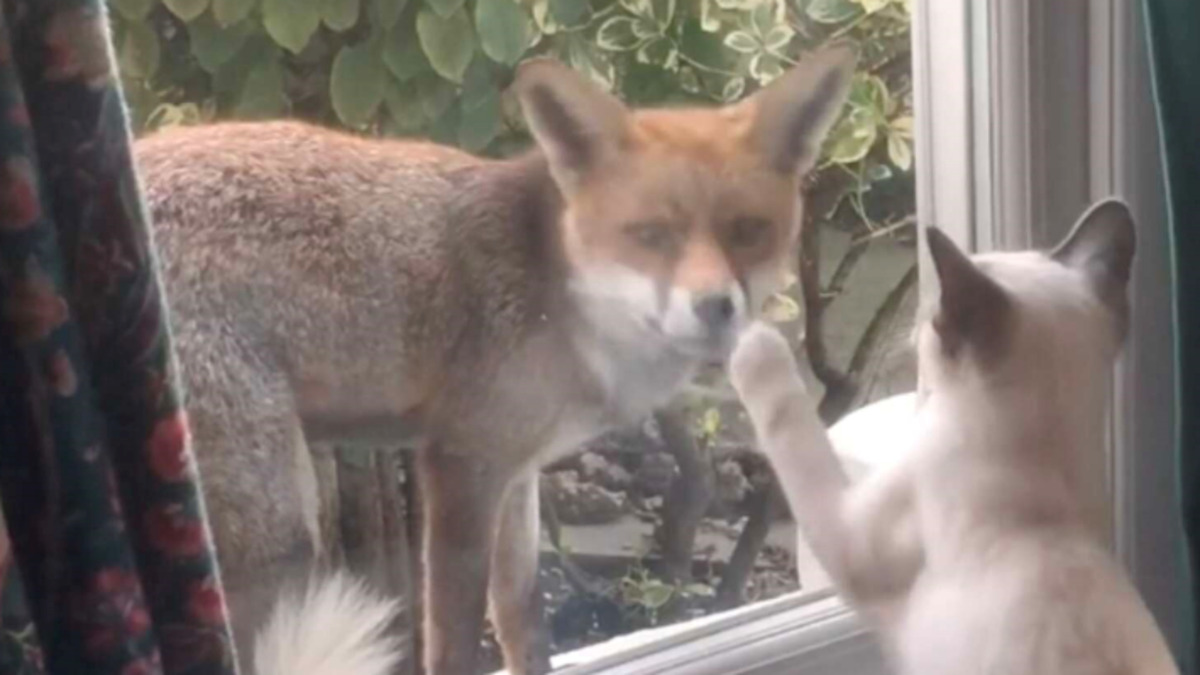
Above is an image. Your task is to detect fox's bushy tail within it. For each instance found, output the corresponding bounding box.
[253,572,404,675]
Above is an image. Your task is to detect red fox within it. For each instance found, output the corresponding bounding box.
[134,45,856,675]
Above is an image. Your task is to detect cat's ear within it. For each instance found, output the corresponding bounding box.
[1051,198,1136,314]
[926,227,1012,359]
[514,58,632,195]
[740,42,857,175]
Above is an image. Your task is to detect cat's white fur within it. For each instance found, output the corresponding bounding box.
[729,199,1178,675]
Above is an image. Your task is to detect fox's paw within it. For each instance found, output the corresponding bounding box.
[729,322,804,399]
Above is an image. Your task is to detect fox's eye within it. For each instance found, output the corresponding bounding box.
[728,217,770,248]
[626,223,675,252]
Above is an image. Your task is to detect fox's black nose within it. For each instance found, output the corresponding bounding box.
[693,293,736,329]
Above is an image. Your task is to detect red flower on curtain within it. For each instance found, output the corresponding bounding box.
[144,505,205,557]
[186,578,227,627]
[147,412,191,482]
[2,259,68,344]
[0,157,38,231]
[73,568,152,658]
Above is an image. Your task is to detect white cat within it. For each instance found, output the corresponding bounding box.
[728,199,1179,675]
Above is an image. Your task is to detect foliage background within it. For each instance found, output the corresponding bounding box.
[106,0,913,239]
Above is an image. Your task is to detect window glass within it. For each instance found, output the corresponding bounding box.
[107,0,917,671]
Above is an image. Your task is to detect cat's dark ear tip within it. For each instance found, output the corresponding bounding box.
[925,226,952,252]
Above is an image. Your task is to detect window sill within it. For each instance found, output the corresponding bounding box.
[487,590,885,675]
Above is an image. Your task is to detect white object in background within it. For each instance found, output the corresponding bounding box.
[829,392,919,480]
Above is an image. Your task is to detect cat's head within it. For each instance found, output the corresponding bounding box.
[916,199,1136,396]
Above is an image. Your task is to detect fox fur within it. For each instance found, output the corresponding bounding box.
[134,46,857,675]
[729,199,1179,674]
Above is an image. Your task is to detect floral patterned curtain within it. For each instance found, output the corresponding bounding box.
[0,1,237,674]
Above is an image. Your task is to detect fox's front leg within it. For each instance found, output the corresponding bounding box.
[418,444,508,675]
[728,323,865,599]
[489,470,552,675]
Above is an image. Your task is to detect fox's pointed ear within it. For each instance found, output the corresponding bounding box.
[514,58,632,193]
[926,227,1012,358]
[1050,198,1137,311]
[742,43,857,175]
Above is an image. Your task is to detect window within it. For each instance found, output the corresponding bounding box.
[104,0,1187,672]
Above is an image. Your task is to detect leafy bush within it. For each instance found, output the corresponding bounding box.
[108,0,911,232]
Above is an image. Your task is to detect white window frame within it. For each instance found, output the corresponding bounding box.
[496,2,1190,673]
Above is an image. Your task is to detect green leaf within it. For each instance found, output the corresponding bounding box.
[235,57,287,118]
[622,0,675,27]
[748,0,781,37]
[679,17,736,71]
[322,0,361,31]
[424,0,465,18]
[865,162,893,182]
[684,582,716,597]
[763,292,801,322]
[212,34,274,97]
[887,133,912,171]
[855,0,891,12]
[371,0,408,28]
[550,0,590,26]
[416,73,457,117]
[699,0,723,31]
[385,81,427,134]
[621,61,686,105]
[459,77,501,150]
[640,582,674,610]
[723,29,759,54]
[650,0,677,26]
[619,0,649,16]
[636,37,677,69]
[566,34,616,91]
[749,52,783,83]
[889,114,913,138]
[416,7,475,83]
[631,16,661,39]
[806,0,860,24]
[849,75,890,118]
[762,25,794,52]
[678,65,701,93]
[145,102,198,130]
[110,0,156,21]
[264,0,320,54]
[163,0,210,21]
[531,0,560,34]
[429,95,462,145]
[330,43,387,127]
[213,0,256,25]
[596,16,644,51]
[383,31,429,81]
[475,0,533,66]
[700,408,721,437]
[720,76,745,102]
[189,14,253,73]
[826,108,878,164]
[118,21,161,79]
